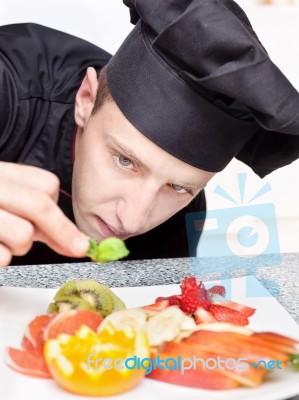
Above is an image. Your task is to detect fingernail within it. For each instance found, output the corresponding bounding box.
[72,236,89,255]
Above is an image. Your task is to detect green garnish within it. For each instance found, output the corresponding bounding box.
[289,353,299,371]
[87,238,130,263]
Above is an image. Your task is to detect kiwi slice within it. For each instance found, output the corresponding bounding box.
[109,291,126,311]
[54,295,93,312]
[47,302,59,314]
[53,281,78,302]
[53,280,116,317]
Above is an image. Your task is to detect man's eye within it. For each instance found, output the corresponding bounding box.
[113,154,134,169]
[171,184,187,194]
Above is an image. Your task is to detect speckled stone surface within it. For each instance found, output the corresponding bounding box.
[0,253,298,324]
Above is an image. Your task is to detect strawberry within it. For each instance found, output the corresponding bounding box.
[212,301,255,317]
[155,295,182,307]
[167,295,182,307]
[197,282,210,308]
[207,285,226,298]
[194,307,217,324]
[180,277,198,293]
[180,277,210,314]
[142,299,170,311]
[208,304,249,326]
[180,290,201,313]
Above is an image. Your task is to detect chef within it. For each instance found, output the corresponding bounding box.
[0,0,298,267]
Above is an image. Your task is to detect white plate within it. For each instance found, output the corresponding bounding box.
[0,276,298,400]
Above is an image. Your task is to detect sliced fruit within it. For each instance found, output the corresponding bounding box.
[212,301,256,317]
[146,277,254,328]
[97,309,147,335]
[148,350,240,390]
[21,314,57,356]
[109,290,126,311]
[180,279,210,314]
[5,347,51,379]
[184,330,289,364]
[145,307,187,347]
[194,307,217,324]
[208,304,249,326]
[155,295,182,307]
[54,295,92,312]
[48,302,59,313]
[51,279,126,317]
[160,341,267,388]
[44,310,103,340]
[181,277,198,291]
[21,336,36,354]
[44,322,149,396]
[252,332,299,353]
[141,300,170,311]
[207,285,226,298]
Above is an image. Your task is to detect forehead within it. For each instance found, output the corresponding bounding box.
[95,100,215,188]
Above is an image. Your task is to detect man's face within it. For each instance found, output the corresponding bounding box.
[72,99,215,241]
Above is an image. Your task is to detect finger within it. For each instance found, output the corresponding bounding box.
[0,209,34,256]
[33,228,90,258]
[0,161,60,201]
[0,243,12,268]
[0,183,89,258]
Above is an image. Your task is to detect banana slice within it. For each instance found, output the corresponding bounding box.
[97,309,147,334]
[145,306,187,347]
[180,314,198,331]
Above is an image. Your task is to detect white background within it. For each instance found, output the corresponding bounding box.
[0,0,298,253]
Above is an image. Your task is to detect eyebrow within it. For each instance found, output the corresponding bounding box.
[109,135,148,170]
[108,135,205,191]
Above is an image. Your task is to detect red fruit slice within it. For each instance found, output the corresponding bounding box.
[5,347,51,379]
[212,301,255,317]
[141,300,170,311]
[156,295,182,307]
[184,331,289,363]
[251,332,299,353]
[180,279,210,314]
[148,350,239,390]
[44,309,103,340]
[22,314,57,356]
[21,336,36,354]
[208,304,249,326]
[180,277,198,292]
[162,341,267,388]
[194,307,217,324]
[207,285,226,298]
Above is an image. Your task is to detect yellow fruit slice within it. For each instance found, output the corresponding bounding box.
[44,323,149,396]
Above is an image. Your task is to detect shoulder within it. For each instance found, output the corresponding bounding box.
[0,23,112,102]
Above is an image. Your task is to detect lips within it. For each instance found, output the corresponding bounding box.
[96,217,128,239]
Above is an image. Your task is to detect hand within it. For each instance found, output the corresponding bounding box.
[0,162,89,267]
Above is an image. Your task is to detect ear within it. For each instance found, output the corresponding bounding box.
[74,67,98,128]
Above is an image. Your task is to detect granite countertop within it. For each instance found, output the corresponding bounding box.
[0,252,298,324]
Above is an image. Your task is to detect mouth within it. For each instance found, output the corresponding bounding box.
[96,216,129,240]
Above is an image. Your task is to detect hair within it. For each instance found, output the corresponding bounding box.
[91,65,113,116]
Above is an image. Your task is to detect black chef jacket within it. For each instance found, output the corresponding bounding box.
[0,23,206,265]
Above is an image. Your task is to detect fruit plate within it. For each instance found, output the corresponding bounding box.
[0,275,298,400]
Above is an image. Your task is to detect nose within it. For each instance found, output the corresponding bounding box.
[116,182,159,235]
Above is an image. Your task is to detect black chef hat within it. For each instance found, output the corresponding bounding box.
[107,0,299,177]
